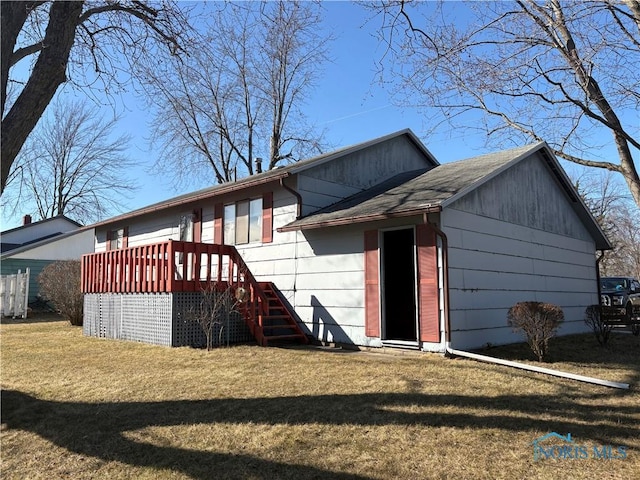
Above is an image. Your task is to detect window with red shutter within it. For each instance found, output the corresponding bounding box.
[213,203,223,244]
[217,193,273,245]
[262,192,273,243]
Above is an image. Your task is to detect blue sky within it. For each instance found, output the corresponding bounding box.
[2,1,632,229]
[114,2,486,214]
[10,1,467,228]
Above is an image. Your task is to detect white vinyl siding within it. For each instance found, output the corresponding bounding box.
[443,207,597,351]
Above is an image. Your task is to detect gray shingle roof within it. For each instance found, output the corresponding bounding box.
[280,143,542,231]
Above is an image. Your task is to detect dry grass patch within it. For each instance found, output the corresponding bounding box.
[2,317,639,479]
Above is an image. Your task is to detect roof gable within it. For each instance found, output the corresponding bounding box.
[448,150,594,242]
[1,215,81,236]
[1,228,94,260]
[289,128,438,175]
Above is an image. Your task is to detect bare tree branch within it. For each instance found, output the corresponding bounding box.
[371,0,640,207]
[1,1,191,194]
[141,1,331,187]
[5,98,137,223]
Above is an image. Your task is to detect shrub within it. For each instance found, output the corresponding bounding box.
[584,304,613,347]
[186,283,237,351]
[507,301,564,362]
[38,260,83,326]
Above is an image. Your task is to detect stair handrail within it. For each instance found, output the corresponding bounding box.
[222,244,270,339]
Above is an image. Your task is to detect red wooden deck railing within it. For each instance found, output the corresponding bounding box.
[81,240,271,344]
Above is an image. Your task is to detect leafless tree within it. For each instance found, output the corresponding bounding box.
[507,301,564,362]
[600,203,640,278]
[141,1,331,187]
[38,260,83,326]
[584,305,613,347]
[6,98,137,224]
[1,1,192,194]
[576,170,640,277]
[372,0,640,207]
[187,284,237,351]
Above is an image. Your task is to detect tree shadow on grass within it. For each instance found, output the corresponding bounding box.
[2,388,639,479]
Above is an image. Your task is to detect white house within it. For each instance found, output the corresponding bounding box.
[1,215,81,253]
[82,129,610,351]
[1,215,94,303]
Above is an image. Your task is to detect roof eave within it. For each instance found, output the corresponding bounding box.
[0,227,95,259]
[278,205,442,232]
[0,214,82,235]
[91,172,290,229]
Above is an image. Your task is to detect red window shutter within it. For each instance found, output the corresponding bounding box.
[364,230,380,338]
[213,203,223,245]
[122,227,129,249]
[106,230,112,251]
[416,224,440,343]
[262,192,273,243]
[193,208,202,243]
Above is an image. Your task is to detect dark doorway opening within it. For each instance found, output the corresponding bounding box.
[382,228,417,341]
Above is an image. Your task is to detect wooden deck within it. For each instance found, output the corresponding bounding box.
[81,240,308,346]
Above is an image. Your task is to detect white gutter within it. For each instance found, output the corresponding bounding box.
[446,347,630,390]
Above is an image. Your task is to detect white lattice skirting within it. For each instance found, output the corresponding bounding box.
[83,293,252,347]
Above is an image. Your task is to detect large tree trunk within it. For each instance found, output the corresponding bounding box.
[1,1,83,194]
[1,2,36,118]
[618,147,640,208]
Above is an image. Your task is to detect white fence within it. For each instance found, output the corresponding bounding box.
[0,268,30,318]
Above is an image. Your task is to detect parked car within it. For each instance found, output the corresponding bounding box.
[600,276,640,335]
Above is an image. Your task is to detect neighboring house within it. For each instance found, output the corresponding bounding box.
[1,215,82,253]
[1,215,94,303]
[82,129,610,352]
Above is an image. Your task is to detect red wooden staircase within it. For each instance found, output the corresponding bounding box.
[254,282,309,346]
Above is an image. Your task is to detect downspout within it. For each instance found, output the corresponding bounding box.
[445,347,629,389]
[423,217,628,390]
[596,250,605,300]
[280,176,302,220]
[279,176,301,297]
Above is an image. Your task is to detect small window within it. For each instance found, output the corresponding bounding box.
[224,204,236,245]
[109,228,124,250]
[236,200,249,244]
[249,198,262,243]
[179,214,194,242]
[223,198,263,245]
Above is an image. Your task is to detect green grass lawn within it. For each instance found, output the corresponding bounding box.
[1,315,639,479]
